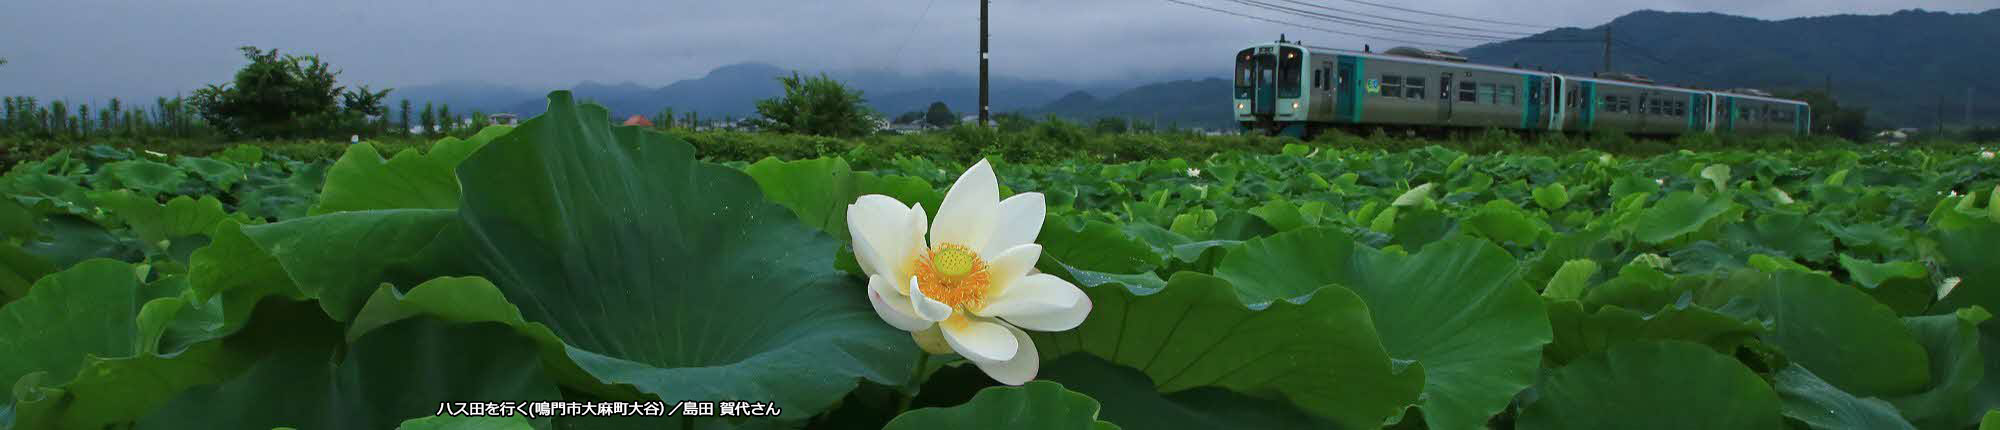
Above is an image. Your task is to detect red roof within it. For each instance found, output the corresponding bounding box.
[623,115,653,127]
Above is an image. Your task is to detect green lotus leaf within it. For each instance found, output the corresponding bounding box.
[1731,270,1931,397]
[1031,272,1417,428]
[137,318,557,430]
[1930,204,2000,322]
[0,242,56,305]
[1724,211,1834,262]
[1775,365,1916,430]
[1214,229,1549,430]
[884,381,1116,430]
[1035,355,1335,429]
[1517,340,1783,430]
[238,208,467,322]
[1532,183,1570,210]
[1837,254,1933,315]
[1039,215,1164,275]
[88,190,244,246]
[172,157,245,190]
[1542,300,1763,367]
[90,160,187,196]
[1888,307,1990,429]
[1464,199,1550,245]
[446,91,916,421]
[1635,191,1734,244]
[743,156,942,239]
[309,127,509,216]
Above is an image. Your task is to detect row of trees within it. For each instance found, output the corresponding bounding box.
[1,96,206,139]
[4,47,485,141]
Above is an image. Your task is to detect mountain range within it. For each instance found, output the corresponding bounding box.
[393,8,1997,130]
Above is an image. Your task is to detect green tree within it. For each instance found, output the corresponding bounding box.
[893,110,924,125]
[924,102,957,128]
[189,46,346,138]
[993,112,1035,133]
[1093,116,1129,134]
[750,71,876,138]
[683,111,699,130]
[399,99,412,135]
[420,102,436,137]
[439,104,453,134]
[1778,89,1867,141]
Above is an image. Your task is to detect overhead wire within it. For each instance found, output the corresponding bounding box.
[1320,0,1558,28]
[1226,0,1516,42]
[1162,0,1473,50]
[1271,0,1538,37]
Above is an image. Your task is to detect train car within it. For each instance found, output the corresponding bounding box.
[1231,36,1810,139]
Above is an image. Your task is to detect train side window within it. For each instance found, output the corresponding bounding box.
[1499,85,1516,105]
[1603,95,1618,113]
[1405,77,1426,100]
[1478,83,1497,104]
[1460,81,1477,102]
[1382,75,1403,99]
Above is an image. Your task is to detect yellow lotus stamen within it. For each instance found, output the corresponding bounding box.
[913,243,990,312]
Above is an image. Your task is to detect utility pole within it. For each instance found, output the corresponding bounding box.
[979,0,990,127]
[1600,25,1612,75]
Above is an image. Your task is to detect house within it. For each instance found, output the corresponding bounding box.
[488,113,520,126]
[622,115,653,127]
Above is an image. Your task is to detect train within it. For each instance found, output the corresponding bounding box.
[1233,35,1811,138]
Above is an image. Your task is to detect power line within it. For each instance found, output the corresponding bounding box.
[1272,0,1538,37]
[1611,38,1716,80]
[1227,0,1514,42]
[1320,0,1557,29]
[889,0,940,69]
[1163,0,1472,50]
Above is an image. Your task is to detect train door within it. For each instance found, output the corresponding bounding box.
[1335,56,1361,123]
[1548,76,1566,131]
[1523,75,1544,130]
[1439,72,1455,122]
[1691,93,1708,132]
[1254,50,1277,115]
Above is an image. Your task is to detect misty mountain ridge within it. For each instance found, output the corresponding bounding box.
[395,7,1996,131]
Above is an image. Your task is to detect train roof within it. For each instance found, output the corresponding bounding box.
[1247,42,1808,106]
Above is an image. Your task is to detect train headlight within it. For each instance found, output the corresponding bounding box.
[1290,101,1300,110]
[1237,103,1245,110]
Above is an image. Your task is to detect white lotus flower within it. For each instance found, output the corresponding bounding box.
[846,159,1091,385]
[1186,168,1201,177]
[1982,151,1995,160]
[1939,277,1962,300]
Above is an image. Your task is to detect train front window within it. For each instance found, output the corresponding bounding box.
[1277,47,1303,98]
[1235,49,1253,90]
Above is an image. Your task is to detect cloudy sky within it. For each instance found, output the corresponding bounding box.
[1,0,1990,102]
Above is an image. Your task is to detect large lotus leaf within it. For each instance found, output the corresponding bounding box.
[1036,354,1335,428]
[0,260,228,428]
[237,208,468,322]
[1931,204,2000,321]
[88,190,244,245]
[1776,365,1917,430]
[1462,199,1550,246]
[308,126,510,216]
[90,160,187,196]
[742,156,942,238]
[1542,299,1764,366]
[1838,254,1935,316]
[447,91,916,421]
[1031,272,1420,428]
[883,381,1117,430]
[1040,215,1164,274]
[1635,191,1734,244]
[172,157,245,190]
[1724,211,1834,261]
[1,259,152,407]
[0,174,93,215]
[1727,270,1932,397]
[1888,307,1990,429]
[11,299,319,429]
[186,219,302,336]
[1215,228,1551,430]
[0,242,56,305]
[1517,340,1783,429]
[20,215,144,268]
[137,318,557,430]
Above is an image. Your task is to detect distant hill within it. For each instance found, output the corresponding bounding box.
[1464,8,2000,127]
[1032,79,1237,129]
[394,63,1125,122]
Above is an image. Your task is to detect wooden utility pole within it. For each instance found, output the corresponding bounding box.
[979,0,990,127]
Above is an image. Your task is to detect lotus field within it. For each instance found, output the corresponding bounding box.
[3,92,2000,429]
